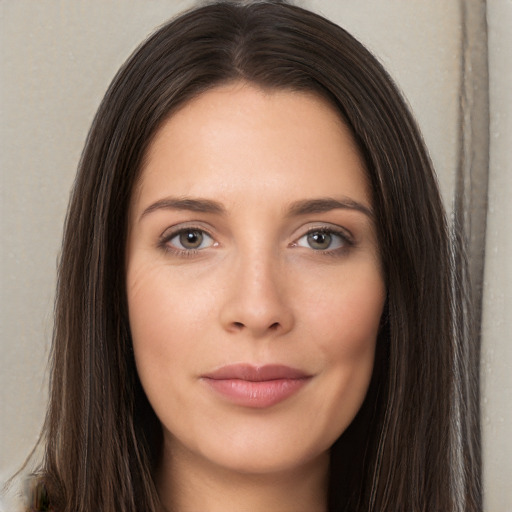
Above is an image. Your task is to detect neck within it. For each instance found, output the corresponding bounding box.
[156,437,329,512]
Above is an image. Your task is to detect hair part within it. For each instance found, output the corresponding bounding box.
[31,2,480,511]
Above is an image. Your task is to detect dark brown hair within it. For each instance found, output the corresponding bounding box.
[29,1,481,511]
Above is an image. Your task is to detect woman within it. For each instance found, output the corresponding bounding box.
[27,1,481,511]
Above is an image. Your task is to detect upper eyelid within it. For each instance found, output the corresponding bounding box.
[294,228,353,250]
[159,222,215,239]
[157,222,355,246]
[295,223,354,242]
[158,226,216,255]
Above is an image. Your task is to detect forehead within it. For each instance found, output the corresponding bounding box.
[133,81,370,213]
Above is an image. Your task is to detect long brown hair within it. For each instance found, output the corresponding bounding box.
[30,1,481,511]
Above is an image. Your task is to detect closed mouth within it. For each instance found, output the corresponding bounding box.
[201,364,311,408]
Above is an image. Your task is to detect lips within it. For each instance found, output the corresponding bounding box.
[201,364,311,408]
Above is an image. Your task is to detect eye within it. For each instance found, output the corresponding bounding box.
[296,229,349,251]
[166,228,215,251]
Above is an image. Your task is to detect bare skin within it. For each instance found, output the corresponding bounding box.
[126,82,385,512]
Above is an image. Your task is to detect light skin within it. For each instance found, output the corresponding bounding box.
[126,82,386,512]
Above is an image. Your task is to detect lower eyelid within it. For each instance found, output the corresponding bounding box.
[158,225,354,254]
[158,227,216,252]
[296,228,353,247]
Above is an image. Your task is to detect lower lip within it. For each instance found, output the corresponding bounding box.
[202,377,310,408]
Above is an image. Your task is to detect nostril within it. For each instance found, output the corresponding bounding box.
[231,321,280,331]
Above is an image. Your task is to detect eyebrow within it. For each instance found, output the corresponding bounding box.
[139,196,373,221]
[286,197,374,218]
[140,197,227,220]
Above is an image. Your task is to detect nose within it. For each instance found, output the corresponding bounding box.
[219,252,295,338]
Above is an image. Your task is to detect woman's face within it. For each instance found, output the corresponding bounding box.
[126,82,385,477]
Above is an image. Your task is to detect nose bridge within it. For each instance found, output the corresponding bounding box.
[242,250,279,306]
[220,242,294,336]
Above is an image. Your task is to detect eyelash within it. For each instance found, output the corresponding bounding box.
[157,225,354,258]
[158,225,215,258]
[295,226,354,257]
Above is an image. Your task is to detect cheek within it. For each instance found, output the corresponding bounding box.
[301,264,385,353]
[126,262,210,390]
[299,264,385,407]
[128,258,214,335]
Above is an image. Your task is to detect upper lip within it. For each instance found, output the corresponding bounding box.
[202,364,310,382]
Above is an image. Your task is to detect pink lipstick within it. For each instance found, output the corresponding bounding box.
[201,364,311,408]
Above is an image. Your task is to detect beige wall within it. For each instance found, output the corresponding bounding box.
[1,1,510,509]
[481,1,512,510]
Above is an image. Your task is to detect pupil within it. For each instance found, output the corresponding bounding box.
[180,230,202,249]
[308,232,331,250]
